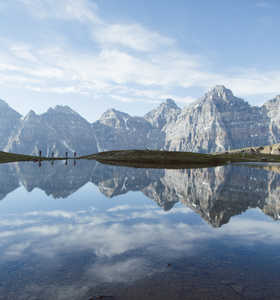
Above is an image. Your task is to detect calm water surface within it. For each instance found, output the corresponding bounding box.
[0,160,280,299]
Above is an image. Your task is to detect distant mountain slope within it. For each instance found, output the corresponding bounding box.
[144,98,181,129]
[262,95,280,144]
[1,85,280,155]
[164,86,270,152]
[0,99,21,149]
[92,108,164,151]
[5,106,98,156]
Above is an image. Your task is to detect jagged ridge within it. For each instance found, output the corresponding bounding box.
[1,85,280,155]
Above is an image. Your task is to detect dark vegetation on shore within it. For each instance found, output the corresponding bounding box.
[2,145,280,169]
[0,151,70,164]
[82,150,224,169]
[83,148,280,169]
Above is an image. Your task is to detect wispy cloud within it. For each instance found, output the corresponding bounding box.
[2,207,280,263]
[18,0,101,23]
[1,205,280,299]
[0,0,279,114]
[92,23,175,52]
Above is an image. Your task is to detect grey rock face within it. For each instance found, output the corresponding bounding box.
[164,86,270,152]
[92,108,162,151]
[211,86,270,150]
[5,105,97,156]
[144,98,181,129]
[0,99,21,149]
[0,164,20,201]
[164,95,229,152]
[1,85,280,155]
[162,166,268,227]
[89,164,280,227]
[143,99,181,150]
[14,159,95,198]
[262,95,280,144]
[1,161,280,227]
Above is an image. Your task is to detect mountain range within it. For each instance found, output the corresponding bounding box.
[1,85,280,155]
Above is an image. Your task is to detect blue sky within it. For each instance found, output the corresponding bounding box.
[0,0,279,121]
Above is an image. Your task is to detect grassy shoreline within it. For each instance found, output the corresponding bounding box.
[0,151,74,164]
[2,148,280,169]
[82,149,280,169]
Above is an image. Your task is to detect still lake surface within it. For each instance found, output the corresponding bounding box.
[0,160,280,299]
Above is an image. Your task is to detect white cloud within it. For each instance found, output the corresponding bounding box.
[0,208,210,260]
[10,44,38,63]
[93,23,174,52]
[2,208,280,264]
[19,0,101,23]
[1,206,280,296]
[0,73,42,85]
[4,241,31,258]
[0,218,37,227]
[221,217,280,244]
[219,69,280,97]
[25,210,75,218]
[0,231,16,238]
[88,258,150,283]
[0,0,279,116]
[3,36,279,107]
[24,225,60,235]
[107,205,134,212]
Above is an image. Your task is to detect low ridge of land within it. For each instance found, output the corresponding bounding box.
[2,143,280,169]
[0,151,71,164]
[82,144,280,168]
[82,150,223,169]
[215,143,280,155]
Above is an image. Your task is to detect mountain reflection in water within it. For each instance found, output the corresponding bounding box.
[1,161,279,226]
[0,161,280,299]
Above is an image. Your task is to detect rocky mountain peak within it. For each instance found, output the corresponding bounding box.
[6,104,97,156]
[0,100,22,150]
[266,95,280,104]
[209,85,232,94]
[47,105,78,115]
[262,96,280,137]
[206,85,234,102]
[0,99,10,108]
[164,98,178,108]
[100,108,130,121]
[0,99,21,118]
[144,99,181,129]
[98,108,131,129]
[24,110,37,121]
[1,86,280,156]
[262,96,280,114]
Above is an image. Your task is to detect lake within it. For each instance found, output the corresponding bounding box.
[0,160,280,299]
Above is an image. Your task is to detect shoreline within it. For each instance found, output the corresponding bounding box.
[2,148,280,169]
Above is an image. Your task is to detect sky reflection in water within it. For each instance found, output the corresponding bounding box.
[0,161,280,299]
